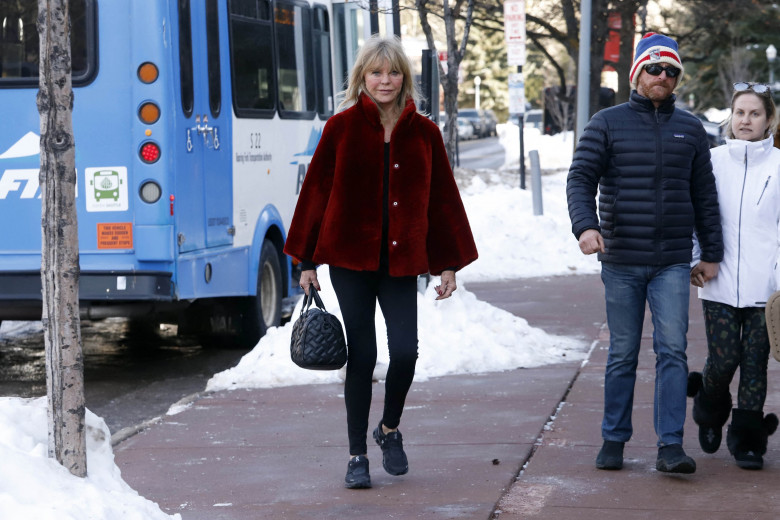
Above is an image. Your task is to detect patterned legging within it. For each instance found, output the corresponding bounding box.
[701,299,771,411]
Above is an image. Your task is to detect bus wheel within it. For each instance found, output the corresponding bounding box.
[240,240,282,348]
[126,318,162,342]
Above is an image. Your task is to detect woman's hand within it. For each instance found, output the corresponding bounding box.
[435,270,457,300]
[299,269,320,296]
[690,261,719,288]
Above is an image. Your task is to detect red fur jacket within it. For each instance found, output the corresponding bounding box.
[284,94,478,277]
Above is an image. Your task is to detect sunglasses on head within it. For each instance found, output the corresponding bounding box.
[644,64,681,78]
[733,82,771,95]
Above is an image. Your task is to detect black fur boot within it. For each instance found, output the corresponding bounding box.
[687,372,732,453]
[726,409,779,470]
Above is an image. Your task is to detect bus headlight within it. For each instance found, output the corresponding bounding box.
[139,181,162,203]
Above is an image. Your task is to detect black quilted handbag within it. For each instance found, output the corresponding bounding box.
[290,287,347,370]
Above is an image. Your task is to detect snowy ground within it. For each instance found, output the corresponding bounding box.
[0,397,180,520]
[0,127,591,519]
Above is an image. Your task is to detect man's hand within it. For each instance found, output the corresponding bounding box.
[578,229,605,255]
[690,261,719,288]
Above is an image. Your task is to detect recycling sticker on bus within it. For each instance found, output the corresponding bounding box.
[85,167,128,212]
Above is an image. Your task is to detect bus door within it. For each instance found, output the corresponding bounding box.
[175,0,232,253]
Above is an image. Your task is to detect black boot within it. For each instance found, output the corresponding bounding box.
[726,409,779,470]
[687,372,732,453]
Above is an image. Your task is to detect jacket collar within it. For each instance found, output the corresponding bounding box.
[725,134,776,164]
[629,90,676,114]
[358,92,417,129]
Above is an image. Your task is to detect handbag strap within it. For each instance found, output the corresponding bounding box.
[299,286,327,316]
[309,286,327,311]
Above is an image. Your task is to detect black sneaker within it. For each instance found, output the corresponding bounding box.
[656,444,696,474]
[373,422,409,476]
[595,440,624,470]
[345,456,372,489]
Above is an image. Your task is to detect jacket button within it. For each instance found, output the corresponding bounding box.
[393,163,400,169]
[392,241,398,246]
[393,201,398,206]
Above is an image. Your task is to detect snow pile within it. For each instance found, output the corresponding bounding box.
[0,397,180,520]
[500,124,577,172]
[206,267,583,392]
[457,168,600,282]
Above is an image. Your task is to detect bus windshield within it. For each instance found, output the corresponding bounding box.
[0,0,95,86]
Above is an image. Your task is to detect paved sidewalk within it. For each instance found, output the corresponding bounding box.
[113,275,780,519]
[488,277,780,520]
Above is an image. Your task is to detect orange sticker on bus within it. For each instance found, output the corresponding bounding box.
[97,222,133,249]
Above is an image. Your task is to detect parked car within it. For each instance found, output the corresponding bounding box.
[456,118,475,140]
[459,108,489,138]
[677,104,726,148]
[483,109,498,136]
[438,118,476,140]
[697,115,726,148]
[509,109,543,131]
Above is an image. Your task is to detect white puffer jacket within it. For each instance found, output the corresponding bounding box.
[693,135,780,307]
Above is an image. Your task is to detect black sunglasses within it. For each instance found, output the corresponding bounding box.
[644,64,681,78]
[734,82,771,95]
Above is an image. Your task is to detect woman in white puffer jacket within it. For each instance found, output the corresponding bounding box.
[688,82,780,471]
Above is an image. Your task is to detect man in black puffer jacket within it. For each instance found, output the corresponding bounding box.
[567,33,723,475]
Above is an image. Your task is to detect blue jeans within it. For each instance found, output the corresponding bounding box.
[600,262,690,447]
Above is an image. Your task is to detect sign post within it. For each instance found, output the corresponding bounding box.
[508,73,526,189]
[505,0,526,188]
[576,0,592,143]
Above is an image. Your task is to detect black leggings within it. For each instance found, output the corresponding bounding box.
[701,299,770,411]
[330,266,419,455]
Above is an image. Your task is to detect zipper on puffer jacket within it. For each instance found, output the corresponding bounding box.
[757,175,771,205]
[737,147,748,306]
[654,108,663,250]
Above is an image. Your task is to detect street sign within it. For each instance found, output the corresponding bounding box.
[508,73,525,114]
[504,0,526,66]
[507,42,525,66]
[504,0,526,44]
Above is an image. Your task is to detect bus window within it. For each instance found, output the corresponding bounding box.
[230,0,270,18]
[206,0,221,118]
[348,6,365,66]
[229,0,275,117]
[312,5,333,119]
[331,2,366,97]
[0,0,95,87]
[178,0,195,118]
[274,0,314,119]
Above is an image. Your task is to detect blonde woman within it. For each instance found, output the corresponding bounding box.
[284,35,477,488]
[689,82,780,470]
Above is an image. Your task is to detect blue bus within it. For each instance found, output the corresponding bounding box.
[0,0,398,347]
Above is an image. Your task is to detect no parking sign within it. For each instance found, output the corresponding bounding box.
[505,0,525,66]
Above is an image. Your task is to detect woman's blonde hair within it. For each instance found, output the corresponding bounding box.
[725,87,778,140]
[338,34,421,113]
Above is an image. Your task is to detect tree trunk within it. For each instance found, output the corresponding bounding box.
[416,0,474,166]
[37,0,87,478]
[615,6,637,104]
[442,65,459,164]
